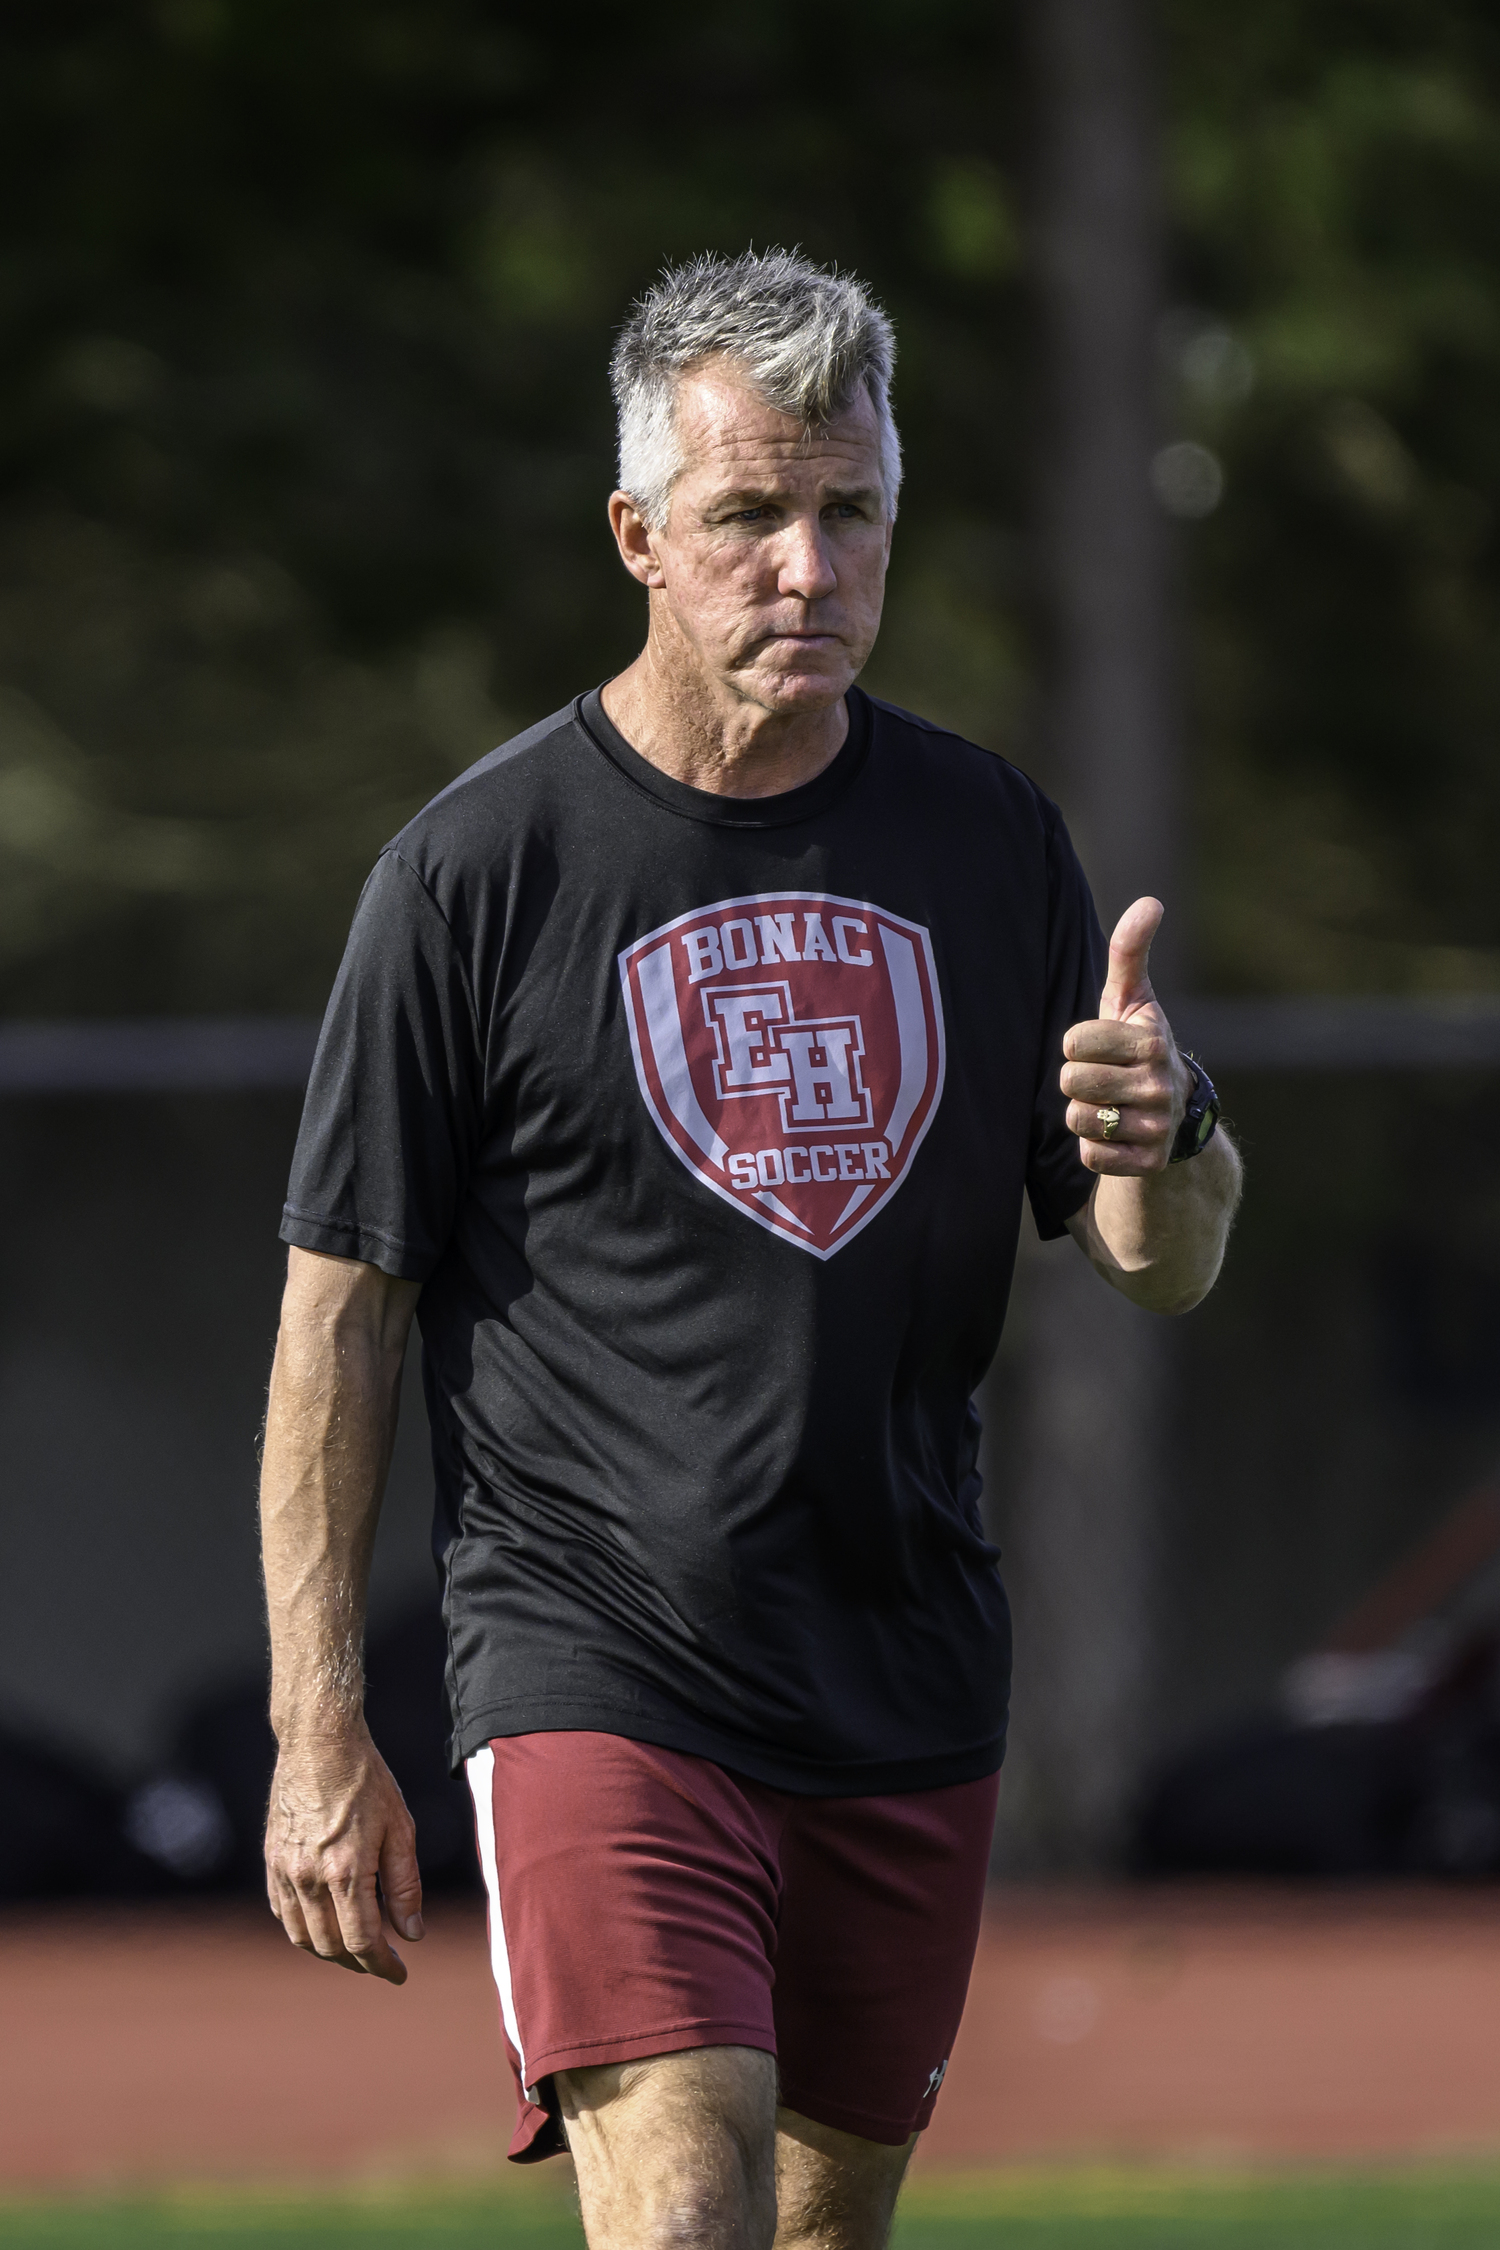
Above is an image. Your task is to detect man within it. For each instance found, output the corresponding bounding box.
[261,248,1240,2249]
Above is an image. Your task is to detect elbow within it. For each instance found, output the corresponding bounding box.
[1118,1283,1205,1318]
[1153,1256,1227,1316]
[1109,1261,1222,1317]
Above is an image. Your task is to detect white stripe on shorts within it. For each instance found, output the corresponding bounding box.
[465,1743,534,2095]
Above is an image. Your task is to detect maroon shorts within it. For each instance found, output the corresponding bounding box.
[465,1731,999,2161]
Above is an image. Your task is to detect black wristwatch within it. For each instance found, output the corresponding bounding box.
[1170,1053,1220,1164]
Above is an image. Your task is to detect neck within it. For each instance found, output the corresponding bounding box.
[600,618,849,800]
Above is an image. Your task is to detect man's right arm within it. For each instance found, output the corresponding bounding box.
[260,1245,424,1983]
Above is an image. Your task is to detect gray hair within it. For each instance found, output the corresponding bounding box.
[610,247,902,530]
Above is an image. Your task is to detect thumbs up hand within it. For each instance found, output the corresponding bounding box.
[1060,898,1191,1174]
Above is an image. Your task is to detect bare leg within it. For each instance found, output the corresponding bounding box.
[555,2044,778,2250]
[774,2107,916,2250]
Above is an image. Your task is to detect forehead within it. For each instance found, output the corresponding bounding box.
[671,360,882,490]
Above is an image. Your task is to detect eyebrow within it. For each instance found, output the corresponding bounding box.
[704,484,883,512]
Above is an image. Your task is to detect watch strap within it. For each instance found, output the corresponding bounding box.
[1170,1053,1220,1164]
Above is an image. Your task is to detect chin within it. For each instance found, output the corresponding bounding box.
[743,666,853,716]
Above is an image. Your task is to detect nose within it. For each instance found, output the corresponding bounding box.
[777,517,838,603]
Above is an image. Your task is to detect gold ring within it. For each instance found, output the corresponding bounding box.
[1097,1106,1122,1141]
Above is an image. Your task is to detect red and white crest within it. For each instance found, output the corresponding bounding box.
[619,891,946,1259]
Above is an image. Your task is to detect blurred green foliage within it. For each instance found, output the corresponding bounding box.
[0,0,1028,1012]
[0,0,1498,1010]
[1167,0,1500,993]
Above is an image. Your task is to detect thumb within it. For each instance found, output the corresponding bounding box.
[379,1823,425,1943]
[1100,896,1164,1021]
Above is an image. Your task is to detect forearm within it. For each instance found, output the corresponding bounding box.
[259,1250,426,1979]
[260,1250,418,1745]
[1069,1128,1242,1315]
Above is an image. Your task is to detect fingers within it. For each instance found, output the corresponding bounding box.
[267,1855,361,1970]
[329,1864,408,1984]
[270,1857,409,1982]
[1067,1096,1167,1145]
[1061,1010,1185,1174]
[1066,1098,1172,1170]
[1100,896,1164,1022]
[269,1873,316,1955]
[1061,1041,1176,1129]
[1075,1132,1170,1176]
[1063,1018,1168,1066]
[269,1864,363,1972]
[1061,1057,1174,1109]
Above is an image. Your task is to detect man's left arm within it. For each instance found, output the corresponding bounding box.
[1060,896,1242,1316]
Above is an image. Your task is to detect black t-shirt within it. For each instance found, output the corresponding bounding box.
[281,686,1105,1795]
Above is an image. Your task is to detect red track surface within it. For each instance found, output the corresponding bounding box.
[6,1888,1500,2189]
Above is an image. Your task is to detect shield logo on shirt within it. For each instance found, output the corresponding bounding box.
[619,891,946,1259]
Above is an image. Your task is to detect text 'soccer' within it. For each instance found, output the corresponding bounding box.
[619,892,946,1258]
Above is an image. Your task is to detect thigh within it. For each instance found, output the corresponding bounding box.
[771,1770,1000,2147]
[557,2044,778,2250]
[468,1733,783,2161]
[774,2105,914,2250]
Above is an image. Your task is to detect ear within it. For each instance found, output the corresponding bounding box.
[608,492,666,589]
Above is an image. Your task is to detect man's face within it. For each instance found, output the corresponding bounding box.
[642,362,893,717]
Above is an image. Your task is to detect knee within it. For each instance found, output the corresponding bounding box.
[650,2120,777,2248]
[560,2046,779,2250]
[651,2176,774,2249]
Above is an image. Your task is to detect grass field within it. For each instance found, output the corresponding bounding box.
[7,2168,1500,2248]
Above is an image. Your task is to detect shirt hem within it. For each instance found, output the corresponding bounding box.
[450,1699,1006,1799]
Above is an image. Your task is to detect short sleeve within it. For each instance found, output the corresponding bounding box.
[1025,800,1108,1239]
[280,850,482,1281]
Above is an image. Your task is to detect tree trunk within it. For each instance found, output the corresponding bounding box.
[996,0,1178,1871]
